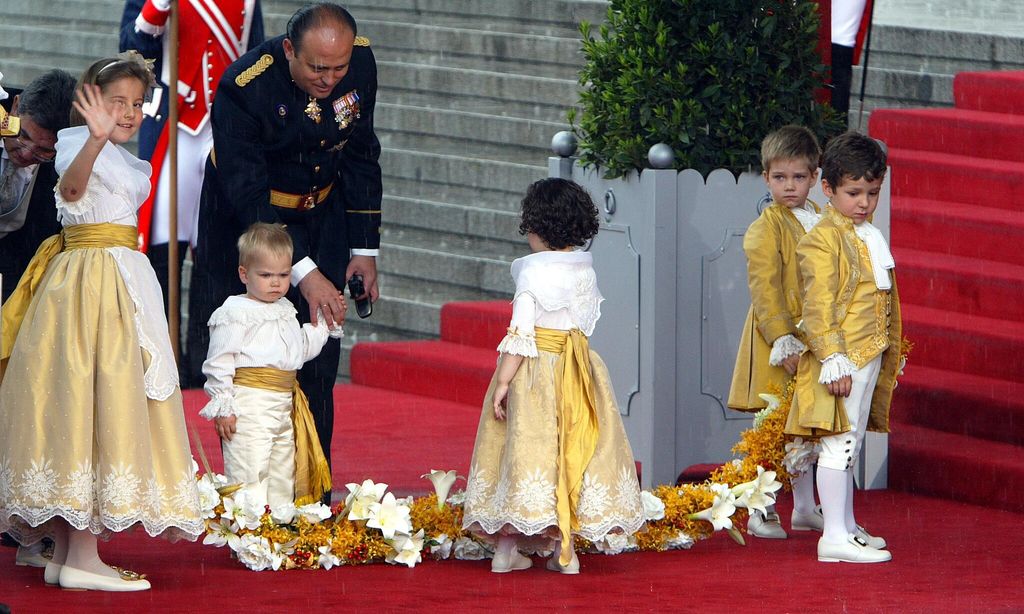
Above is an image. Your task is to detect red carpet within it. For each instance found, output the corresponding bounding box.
[870,70,1024,513]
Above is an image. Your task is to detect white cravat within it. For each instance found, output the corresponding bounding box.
[791,202,821,232]
[854,221,895,290]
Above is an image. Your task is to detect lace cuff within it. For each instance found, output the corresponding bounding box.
[819,353,857,384]
[328,325,345,340]
[768,334,807,366]
[199,393,238,420]
[496,327,538,357]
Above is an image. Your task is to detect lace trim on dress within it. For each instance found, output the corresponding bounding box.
[768,334,807,366]
[108,249,178,401]
[819,353,857,384]
[199,393,239,419]
[496,327,538,357]
[53,178,104,217]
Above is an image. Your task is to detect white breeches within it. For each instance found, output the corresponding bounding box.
[150,122,213,247]
[832,0,868,47]
[817,355,882,472]
[222,385,296,510]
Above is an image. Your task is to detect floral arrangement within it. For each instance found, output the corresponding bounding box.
[197,340,912,570]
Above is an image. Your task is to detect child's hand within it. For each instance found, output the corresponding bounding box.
[781,354,800,375]
[493,382,509,421]
[827,375,852,398]
[215,415,237,441]
[72,83,118,142]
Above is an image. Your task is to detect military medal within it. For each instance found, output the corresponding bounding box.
[332,91,360,129]
[305,96,321,123]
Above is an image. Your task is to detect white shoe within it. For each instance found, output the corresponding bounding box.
[15,545,50,568]
[748,511,788,539]
[490,549,532,573]
[791,506,824,532]
[44,561,62,585]
[855,525,886,549]
[545,552,580,575]
[817,534,891,563]
[58,565,151,592]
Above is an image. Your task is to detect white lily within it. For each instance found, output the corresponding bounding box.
[386,529,425,568]
[203,517,239,549]
[196,476,223,519]
[221,488,263,532]
[421,470,461,511]
[295,501,332,523]
[318,544,342,570]
[688,483,737,531]
[753,393,782,428]
[731,466,782,516]
[343,479,388,521]
[640,490,666,521]
[366,492,413,539]
[430,533,453,559]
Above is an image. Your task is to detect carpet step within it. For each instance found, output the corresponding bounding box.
[870,107,1024,163]
[885,148,1024,210]
[888,423,1024,513]
[891,197,1024,266]
[349,340,494,406]
[895,248,1024,322]
[901,304,1024,381]
[440,301,512,350]
[953,70,1024,115]
[892,365,1024,446]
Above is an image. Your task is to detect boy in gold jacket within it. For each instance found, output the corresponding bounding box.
[728,125,823,539]
[787,131,902,564]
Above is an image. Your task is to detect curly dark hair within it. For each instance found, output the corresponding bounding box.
[821,131,887,189]
[518,178,599,249]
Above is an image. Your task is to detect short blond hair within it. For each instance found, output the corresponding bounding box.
[237,223,293,267]
[761,125,821,173]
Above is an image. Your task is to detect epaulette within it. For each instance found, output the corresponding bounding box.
[354,36,370,47]
[0,106,19,137]
[235,54,274,87]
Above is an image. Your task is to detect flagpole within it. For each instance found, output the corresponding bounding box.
[168,0,180,359]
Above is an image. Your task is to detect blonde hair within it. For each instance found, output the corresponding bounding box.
[71,51,156,126]
[760,125,821,173]
[237,223,293,267]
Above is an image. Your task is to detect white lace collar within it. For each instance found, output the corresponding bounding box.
[208,295,297,326]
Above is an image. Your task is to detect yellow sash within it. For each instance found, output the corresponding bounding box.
[1,223,137,370]
[534,327,599,566]
[233,367,332,504]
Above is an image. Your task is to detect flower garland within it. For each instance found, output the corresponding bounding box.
[198,339,912,570]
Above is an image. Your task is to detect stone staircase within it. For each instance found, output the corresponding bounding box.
[850,26,1024,126]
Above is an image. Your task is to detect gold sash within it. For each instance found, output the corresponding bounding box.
[534,327,599,566]
[1,223,138,370]
[233,367,332,504]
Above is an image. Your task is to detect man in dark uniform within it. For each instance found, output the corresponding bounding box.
[191,2,381,500]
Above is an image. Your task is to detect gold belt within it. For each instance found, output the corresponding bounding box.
[269,183,333,211]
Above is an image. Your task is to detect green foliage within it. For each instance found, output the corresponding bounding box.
[570,0,845,178]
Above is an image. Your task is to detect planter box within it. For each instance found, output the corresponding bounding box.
[549,151,892,490]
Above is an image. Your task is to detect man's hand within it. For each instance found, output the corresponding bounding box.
[827,375,852,398]
[346,255,379,302]
[215,415,237,442]
[298,268,345,327]
[781,354,800,376]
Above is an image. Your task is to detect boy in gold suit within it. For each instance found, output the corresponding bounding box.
[786,131,902,564]
[728,125,824,539]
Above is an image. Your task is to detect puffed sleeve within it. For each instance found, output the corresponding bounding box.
[797,227,847,361]
[496,292,538,357]
[744,213,798,344]
[200,318,245,419]
[300,312,333,364]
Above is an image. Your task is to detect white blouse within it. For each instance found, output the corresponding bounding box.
[200,295,334,418]
[496,250,604,357]
[53,126,178,401]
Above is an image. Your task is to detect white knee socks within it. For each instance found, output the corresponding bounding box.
[844,471,858,533]
[817,466,850,544]
[791,468,817,515]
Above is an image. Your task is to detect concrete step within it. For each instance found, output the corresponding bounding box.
[380,147,545,201]
[381,193,520,242]
[381,225,523,262]
[867,26,1024,75]
[377,241,512,294]
[0,25,118,65]
[361,20,584,80]
[854,66,954,109]
[2,0,124,32]
[385,175,522,211]
[378,87,574,126]
[376,102,563,153]
[380,130,545,168]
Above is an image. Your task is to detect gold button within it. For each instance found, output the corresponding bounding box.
[320,139,326,147]
[314,165,320,172]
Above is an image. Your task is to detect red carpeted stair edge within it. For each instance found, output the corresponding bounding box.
[440,300,511,350]
[870,107,1024,163]
[891,197,1024,266]
[954,70,1024,115]
[895,247,1024,321]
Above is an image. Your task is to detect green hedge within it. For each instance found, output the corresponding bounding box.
[570,0,844,178]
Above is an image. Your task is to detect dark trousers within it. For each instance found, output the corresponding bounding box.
[831,43,855,115]
[148,241,193,385]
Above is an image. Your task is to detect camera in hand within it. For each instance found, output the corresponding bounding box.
[347,274,372,318]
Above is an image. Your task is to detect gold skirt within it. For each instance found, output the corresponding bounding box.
[462,350,644,544]
[0,247,203,544]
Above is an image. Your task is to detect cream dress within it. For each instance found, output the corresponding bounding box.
[0,126,203,544]
[462,250,644,545]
